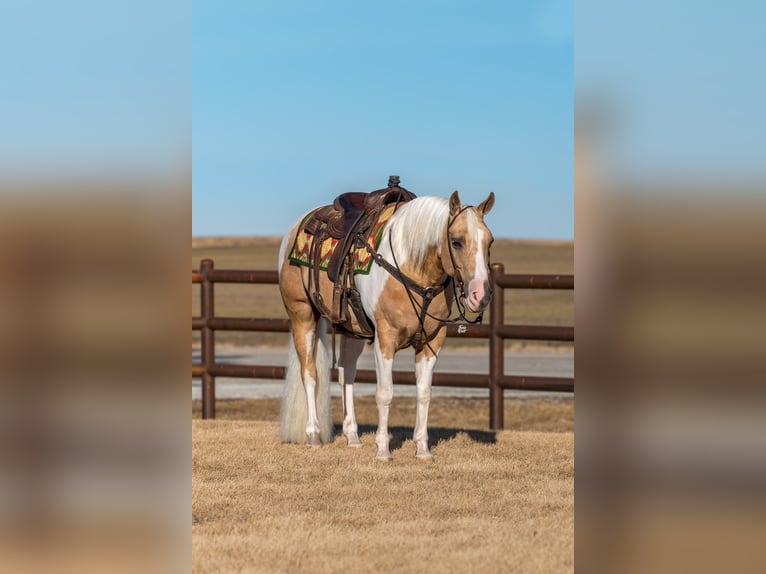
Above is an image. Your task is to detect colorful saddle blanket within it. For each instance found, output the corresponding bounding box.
[288,203,398,275]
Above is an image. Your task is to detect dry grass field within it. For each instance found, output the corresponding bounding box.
[191,237,573,349]
[192,398,574,573]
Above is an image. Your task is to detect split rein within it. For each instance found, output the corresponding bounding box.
[362,205,485,352]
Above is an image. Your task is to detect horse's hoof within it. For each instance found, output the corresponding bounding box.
[346,434,363,448]
[416,452,434,463]
[375,451,393,462]
[305,432,322,448]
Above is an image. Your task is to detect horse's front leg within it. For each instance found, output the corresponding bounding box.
[413,330,446,460]
[373,336,395,461]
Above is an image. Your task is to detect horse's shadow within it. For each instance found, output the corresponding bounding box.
[346,424,497,451]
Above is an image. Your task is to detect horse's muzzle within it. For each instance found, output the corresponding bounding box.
[465,279,492,313]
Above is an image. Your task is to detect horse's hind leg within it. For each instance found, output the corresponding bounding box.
[338,336,365,447]
[290,308,323,447]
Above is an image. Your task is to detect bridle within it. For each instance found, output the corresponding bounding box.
[363,203,488,351]
[445,205,488,327]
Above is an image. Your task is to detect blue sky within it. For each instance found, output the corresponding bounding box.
[0,1,189,180]
[193,1,573,239]
[576,1,766,183]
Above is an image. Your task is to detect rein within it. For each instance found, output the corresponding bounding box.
[363,234,450,349]
[362,205,485,351]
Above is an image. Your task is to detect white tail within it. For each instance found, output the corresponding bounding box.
[279,318,333,443]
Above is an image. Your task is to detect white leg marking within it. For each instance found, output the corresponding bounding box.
[338,364,347,425]
[338,337,364,447]
[414,354,438,459]
[303,371,321,445]
[343,380,362,447]
[373,338,394,461]
[303,330,321,446]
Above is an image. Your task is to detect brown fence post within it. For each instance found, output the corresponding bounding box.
[201,258,216,419]
[489,263,504,430]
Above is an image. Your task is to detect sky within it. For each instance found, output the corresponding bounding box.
[576,1,766,183]
[0,1,189,180]
[193,1,573,239]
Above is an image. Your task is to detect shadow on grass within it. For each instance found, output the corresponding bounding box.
[350,424,497,450]
[191,351,276,361]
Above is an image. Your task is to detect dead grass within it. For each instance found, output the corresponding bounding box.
[192,397,573,573]
[191,237,573,349]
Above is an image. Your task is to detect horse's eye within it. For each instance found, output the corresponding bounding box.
[451,239,462,249]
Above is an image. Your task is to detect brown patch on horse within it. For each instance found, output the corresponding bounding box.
[372,245,454,358]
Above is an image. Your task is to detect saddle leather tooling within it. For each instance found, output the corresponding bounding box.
[299,176,416,338]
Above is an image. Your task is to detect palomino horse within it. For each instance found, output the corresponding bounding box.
[277,187,495,460]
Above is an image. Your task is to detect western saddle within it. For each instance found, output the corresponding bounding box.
[301,175,416,338]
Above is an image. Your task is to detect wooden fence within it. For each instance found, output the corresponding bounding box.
[192,258,573,429]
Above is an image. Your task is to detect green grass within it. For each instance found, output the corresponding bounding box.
[192,237,573,348]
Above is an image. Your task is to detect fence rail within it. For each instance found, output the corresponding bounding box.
[192,258,573,429]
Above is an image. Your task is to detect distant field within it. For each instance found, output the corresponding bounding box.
[192,237,573,348]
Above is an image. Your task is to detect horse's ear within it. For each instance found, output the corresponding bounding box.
[449,190,462,216]
[477,192,495,216]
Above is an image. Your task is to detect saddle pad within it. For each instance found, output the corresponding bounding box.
[288,203,397,275]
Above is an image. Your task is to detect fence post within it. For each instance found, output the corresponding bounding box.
[201,258,216,419]
[489,263,504,430]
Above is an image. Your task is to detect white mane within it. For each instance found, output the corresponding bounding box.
[385,196,479,268]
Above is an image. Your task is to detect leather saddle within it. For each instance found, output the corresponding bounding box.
[303,176,416,282]
[301,176,416,338]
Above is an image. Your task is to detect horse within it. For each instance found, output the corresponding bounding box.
[277,184,495,461]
